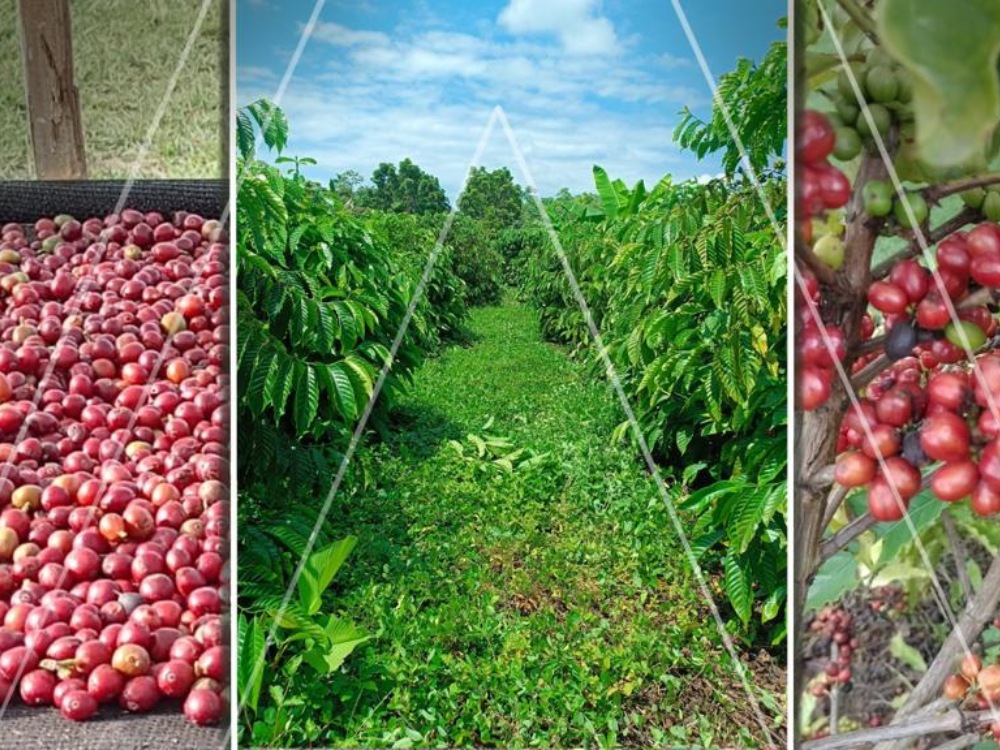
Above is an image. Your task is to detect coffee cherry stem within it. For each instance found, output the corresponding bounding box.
[851,354,890,392]
[941,508,973,604]
[819,515,876,564]
[800,708,999,750]
[797,246,837,286]
[821,483,849,529]
[829,640,841,735]
[925,172,1000,204]
[872,208,982,279]
[853,334,887,356]
[808,464,838,490]
[831,0,878,43]
[819,466,941,565]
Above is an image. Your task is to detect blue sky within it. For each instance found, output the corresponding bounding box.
[237,0,784,198]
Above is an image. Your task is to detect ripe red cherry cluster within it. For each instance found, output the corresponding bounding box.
[943,655,1000,717]
[800,296,878,411]
[796,110,853,412]
[834,356,923,517]
[808,606,856,695]
[798,269,849,411]
[868,226,1000,365]
[800,110,852,219]
[868,584,905,615]
[0,211,228,726]
[835,349,1000,519]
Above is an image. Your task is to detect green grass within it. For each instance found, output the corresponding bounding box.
[307,302,784,749]
[0,0,224,180]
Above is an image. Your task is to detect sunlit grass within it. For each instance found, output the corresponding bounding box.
[0,0,224,180]
[309,303,780,749]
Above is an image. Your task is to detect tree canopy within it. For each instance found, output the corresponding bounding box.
[458,166,526,232]
[330,170,364,204]
[360,158,450,214]
[673,26,787,178]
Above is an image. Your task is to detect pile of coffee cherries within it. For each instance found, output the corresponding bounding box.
[0,210,228,725]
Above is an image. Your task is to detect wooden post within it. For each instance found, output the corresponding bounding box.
[16,0,87,179]
[220,0,230,179]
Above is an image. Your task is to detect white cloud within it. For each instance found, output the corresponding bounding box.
[498,0,619,56]
[307,25,699,106]
[239,9,713,199]
[658,52,691,70]
[328,0,377,11]
[237,75,691,198]
[311,21,390,48]
[236,65,278,85]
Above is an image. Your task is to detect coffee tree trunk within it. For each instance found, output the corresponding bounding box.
[795,151,891,736]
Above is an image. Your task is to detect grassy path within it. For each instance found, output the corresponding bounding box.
[325,303,782,748]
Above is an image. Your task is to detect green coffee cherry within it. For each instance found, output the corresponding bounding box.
[833,127,862,161]
[812,234,845,270]
[857,104,891,139]
[984,192,1000,223]
[962,188,987,210]
[945,320,987,350]
[862,180,893,217]
[893,191,929,228]
[865,65,899,103]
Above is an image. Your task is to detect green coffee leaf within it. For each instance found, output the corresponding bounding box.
[874,490,944,565]
[877,0,1000,167]
[889,632,927,673]
[806,552,859,611]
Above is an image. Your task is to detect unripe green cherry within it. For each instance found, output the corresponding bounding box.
[984,192,1000,223]
[865,65,899,103]
[833,127,862,161]
[862,180,893,217]
[893,191,928,228]
[857,104,892,139]
[962,188,986,210]
[945,320,987,351]
[812,234,845,270]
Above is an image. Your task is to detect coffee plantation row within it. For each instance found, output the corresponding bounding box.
[235,42,787,742]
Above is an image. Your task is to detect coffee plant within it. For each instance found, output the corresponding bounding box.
[335,163,512,309]
[235,100,467,745]
[362,212,468,352]
[521,28,788,640]
[796,1,1000,747]
[437,213,505,306]
[522,168,787,639]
